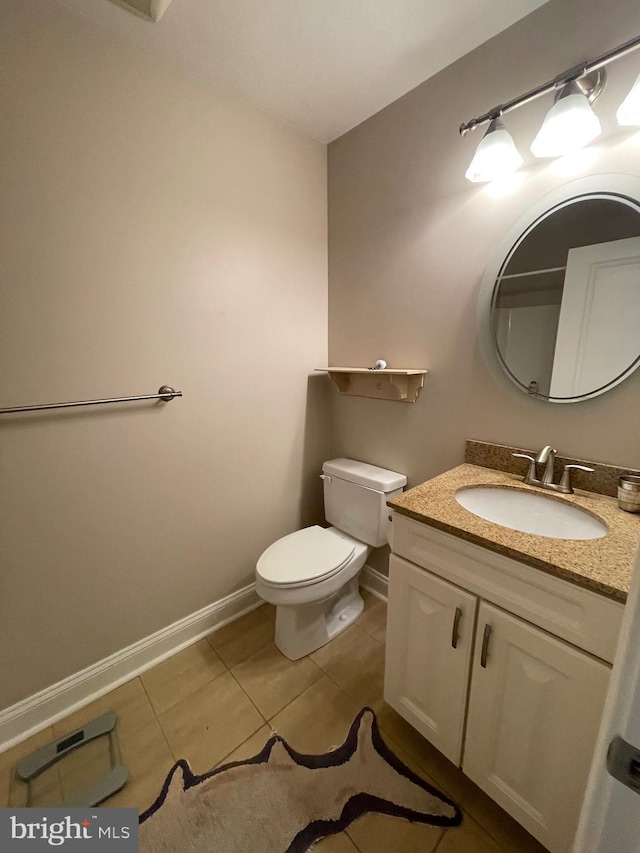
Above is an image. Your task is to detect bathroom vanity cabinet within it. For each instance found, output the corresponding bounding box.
[384,513,624,853]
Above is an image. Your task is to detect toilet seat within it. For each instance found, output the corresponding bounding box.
[256,525,355,588]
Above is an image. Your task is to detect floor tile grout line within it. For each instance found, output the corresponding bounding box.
[151,709,179,764]
[205,606,274,664]
[343,828,366,853]
[431,828,448,853]
[307,631,386,712]
[227,669,271,728]
[138,673,160,718]
[265,661,325,723]
[310,650,384,713]
[355,607,388,641]
[138,639,230,715]
[214,719,272,769]
[307,662,362,713]
[229,644,326,723]
[146,655,233,719]
[354,622,384,643]
[145,672,189,765]
[151,669,270,772]
[222,637,363,740]
[266,670,357,733]
[207,631,275,670]
[267,658,350,726]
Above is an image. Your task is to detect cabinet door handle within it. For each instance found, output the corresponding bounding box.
[451,606,463,649]
[480,624,492,668]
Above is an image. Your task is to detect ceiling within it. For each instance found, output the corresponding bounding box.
[55,0,550,142]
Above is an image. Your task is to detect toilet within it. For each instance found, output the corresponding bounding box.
[256,458,407,660]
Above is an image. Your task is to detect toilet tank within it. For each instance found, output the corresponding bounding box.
[321,458,407,548]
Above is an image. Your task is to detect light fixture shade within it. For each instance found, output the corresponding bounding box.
[617,73,640,125]
[530,82,601,158]
[465,118,524,183]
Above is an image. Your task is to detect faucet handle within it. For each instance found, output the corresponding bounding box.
[512,453,537,484]
[558,464,595,494]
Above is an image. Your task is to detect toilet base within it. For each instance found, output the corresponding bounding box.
[274,577,364,660]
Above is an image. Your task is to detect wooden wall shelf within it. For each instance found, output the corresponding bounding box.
[315,368,428,403]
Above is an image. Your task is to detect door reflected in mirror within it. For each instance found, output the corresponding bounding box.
[491,195,640,401]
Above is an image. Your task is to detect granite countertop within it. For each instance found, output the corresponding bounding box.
[388,463,640,603]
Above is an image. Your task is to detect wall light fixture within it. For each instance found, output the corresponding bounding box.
[465,118,524,182]
[461,33,640,182]
[530,75,603,157]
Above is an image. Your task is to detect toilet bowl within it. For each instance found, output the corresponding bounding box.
[256,526,370,660]
[255,459,406,660]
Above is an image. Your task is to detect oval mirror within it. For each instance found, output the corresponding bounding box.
[479,176,640,402]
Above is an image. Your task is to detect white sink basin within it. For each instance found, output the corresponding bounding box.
[455,486,608,540]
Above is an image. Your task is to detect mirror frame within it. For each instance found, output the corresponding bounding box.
[477,173,640,403]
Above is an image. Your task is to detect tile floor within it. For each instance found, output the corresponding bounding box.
[0,592,548,853]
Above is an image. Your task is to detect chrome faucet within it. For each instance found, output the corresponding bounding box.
[512,446,594,494]
[536,445,557,486]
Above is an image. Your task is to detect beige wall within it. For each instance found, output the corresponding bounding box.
[328,0,640,558]
[0,1,328,710]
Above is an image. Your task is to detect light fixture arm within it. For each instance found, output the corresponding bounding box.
[460,32,640,135]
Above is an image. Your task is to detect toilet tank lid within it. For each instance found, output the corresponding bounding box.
[322,458,407,492]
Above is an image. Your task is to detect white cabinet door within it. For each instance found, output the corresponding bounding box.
[464,602,611,853]
[384,555,477,765]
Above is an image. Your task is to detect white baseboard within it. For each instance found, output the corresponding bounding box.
[359,564,389,601]
[0,583,261,755]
